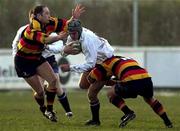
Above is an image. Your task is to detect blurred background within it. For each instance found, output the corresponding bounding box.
[1,0,180,48]
[1,0,180,89]
[0,1,180,130]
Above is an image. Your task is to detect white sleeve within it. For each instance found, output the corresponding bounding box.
[70,38,97,73]
[47,40,64,54]
[12,25,27,57]
[12,31,20,57]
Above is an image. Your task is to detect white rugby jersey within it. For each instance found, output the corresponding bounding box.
[42,33,64,58]
[12,25,28,57]
[12,25,64,58]
[68,27,114,73]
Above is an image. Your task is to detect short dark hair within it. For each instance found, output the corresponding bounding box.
[33,5,46,17]
[68,19,82,33]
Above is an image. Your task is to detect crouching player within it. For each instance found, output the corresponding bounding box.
[88,56,173,128]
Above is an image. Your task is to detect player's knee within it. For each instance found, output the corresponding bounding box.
[46,87,57,92]
[79,84,87,89]
[39,91,44,98]
[107,90,113,99]
[114,83,125,96]
[79,82,89,89]
[49,77,58,87]
[143,97,155,105]
[107,89,116,103]
[87,92,97,103]
[35,90,44,98]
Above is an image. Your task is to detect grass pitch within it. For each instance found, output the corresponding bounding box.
[0,89,179,131]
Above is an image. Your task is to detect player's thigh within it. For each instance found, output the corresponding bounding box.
[107,86,116,99]
[36,61,57,85]
[87,81,106,102]
[55,73,64,94]
[46,55,59,73]
[24,75,44,96]
[79,71,90,89]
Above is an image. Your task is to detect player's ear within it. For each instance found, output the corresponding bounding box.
[36,13,42,20]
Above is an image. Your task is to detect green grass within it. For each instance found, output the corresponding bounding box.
[0,90,179,131]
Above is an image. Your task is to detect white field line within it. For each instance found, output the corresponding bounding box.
[155,91,180,97]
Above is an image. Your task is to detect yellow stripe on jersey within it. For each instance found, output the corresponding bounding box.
[101,58,119,74]
[37,32,46,44]
[31,19,41,31]
[24,30,34,40]
[51,17,58,31]
[17,43,23,50]
[18,46,41,54]
[121,73,151,82]
[63,20,69,32]
[117,62,139,78]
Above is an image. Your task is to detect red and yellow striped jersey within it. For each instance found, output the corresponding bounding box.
[17,17,67,60]
[89,56,151,83]
[110,57,151,82]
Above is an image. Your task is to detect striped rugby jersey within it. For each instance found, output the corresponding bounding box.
[110,56,151,82]
[17,17,67,60]
[90,56,151,83]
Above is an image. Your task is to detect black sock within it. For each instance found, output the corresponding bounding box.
[160,112,171,123]
[111,96,132,115]
[90,101,100,122]
[46,90,56,111]
[121,105,133,115]
[34,95,45,107]
[58,92,71,113]
[47,105,53,112]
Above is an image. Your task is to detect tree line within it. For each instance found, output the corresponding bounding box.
[1,0,180,48]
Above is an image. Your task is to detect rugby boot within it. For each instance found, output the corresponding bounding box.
[44,110,58,122]
[85,119,101,126]
[119,112,136,128]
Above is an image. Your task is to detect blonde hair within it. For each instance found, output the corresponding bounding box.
[28,9,34,23]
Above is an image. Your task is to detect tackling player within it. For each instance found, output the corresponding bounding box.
[88,56,173,128]
[60,19,173,128]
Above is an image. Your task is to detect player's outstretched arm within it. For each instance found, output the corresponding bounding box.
[72,4,85,19]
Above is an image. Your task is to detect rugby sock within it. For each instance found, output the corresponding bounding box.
[110,96,133,114]
[147,99,171,123]
[160,112,172,124]
[57,92,71,112]
[90,101,100,121]
[46,88,56,111]
[147,99,164,115]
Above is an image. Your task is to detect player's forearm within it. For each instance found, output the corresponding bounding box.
[44,35,62,44]
[47,40,64,54]
[70,62,95,73]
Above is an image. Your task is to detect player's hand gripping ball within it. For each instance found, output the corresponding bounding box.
[68,40,82,52]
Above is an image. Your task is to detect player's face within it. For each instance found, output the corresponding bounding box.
[69,31,79,40]
[40,7,51,24]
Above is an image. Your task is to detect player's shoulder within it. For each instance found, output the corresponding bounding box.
[17,24,29,32]
[82,27,96,38]
[82,27,93,33]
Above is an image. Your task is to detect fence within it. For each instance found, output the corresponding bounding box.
[1,47,180,89]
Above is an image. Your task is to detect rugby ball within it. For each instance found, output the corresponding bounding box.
[70,40,82,51]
